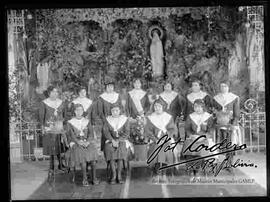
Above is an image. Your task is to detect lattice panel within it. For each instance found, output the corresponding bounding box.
[7,10,25,34]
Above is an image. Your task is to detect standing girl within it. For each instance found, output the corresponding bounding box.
[97,79,122,153]
[126,78,150,119]
[159,81,186,122]
[39,85,67,179]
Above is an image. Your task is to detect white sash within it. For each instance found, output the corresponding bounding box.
[187,91,207,104]
[189,112,212,133]
[214,92,238,111]
[129,89,146,113]
[159,91,178,109]
[100,92,119,104]
[148,112,172,138]
[68,117,89,136]
[43,98,62,116]
[72,97,92,112]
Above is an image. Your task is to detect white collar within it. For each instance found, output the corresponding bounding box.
[159,91,178,108]
[187,91,207,103]
[190,112,211,127]
[43,98,62,110]
[100,92,119,104]
[106,115,127,131]
[72,97,92,112]
[68,117,89,134]
[129,89,146,100]
[189,112,211,133]
[148,112,172,133]
[214,92,238,108]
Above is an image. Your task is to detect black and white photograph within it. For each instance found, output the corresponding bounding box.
[7,4,268,199]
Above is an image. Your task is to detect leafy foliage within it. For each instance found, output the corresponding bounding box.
[10,7,264,123]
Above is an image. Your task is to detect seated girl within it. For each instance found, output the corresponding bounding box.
[182,99,214,177]
[102,103,130,184]
[145,98,177,183]
[66,104,99,186]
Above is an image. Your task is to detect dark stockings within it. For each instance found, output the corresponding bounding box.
[49,154,62,170]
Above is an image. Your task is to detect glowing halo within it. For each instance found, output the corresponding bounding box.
[148,25,164,40]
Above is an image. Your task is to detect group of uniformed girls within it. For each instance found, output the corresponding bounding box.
[39,77,240,186]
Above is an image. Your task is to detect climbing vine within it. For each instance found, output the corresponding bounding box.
[10,7,263,123]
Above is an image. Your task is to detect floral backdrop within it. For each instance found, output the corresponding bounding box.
[8,7,264,123]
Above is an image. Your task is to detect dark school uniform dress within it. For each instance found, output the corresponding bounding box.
[97,92,122,152]
[145,112,177,167]
[185,91,213,119]
[102,115,130,161]
[159,91,186,122]
[66,117,98,167]
[182,112,214,157]
[212,92,240,127]
[126,89,150,118]
[212,92,240,160]
[182,112,214,173]
[39,98,66,155]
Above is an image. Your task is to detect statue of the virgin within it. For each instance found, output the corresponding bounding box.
[149,26,164,78]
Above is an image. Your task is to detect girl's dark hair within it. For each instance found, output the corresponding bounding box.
[77,86,87,94]
[163,81,174,90]
[190,78,203,87]
[133,78,142,83]
[220,79,231,87]
[47,85,57,95]
[153,98,167,110]
[193,99,206,111]
[110,102,123,114]
[74,103,84,111]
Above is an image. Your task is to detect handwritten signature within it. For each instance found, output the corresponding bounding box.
[147,134,252,176]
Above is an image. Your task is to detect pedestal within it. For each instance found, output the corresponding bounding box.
[134,144,148,161]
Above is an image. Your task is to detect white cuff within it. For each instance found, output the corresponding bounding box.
[105,140,110,143]
[69,142,75,148]
[44,127,51,132]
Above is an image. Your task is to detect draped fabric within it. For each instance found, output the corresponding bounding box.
[37,62,50,91]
